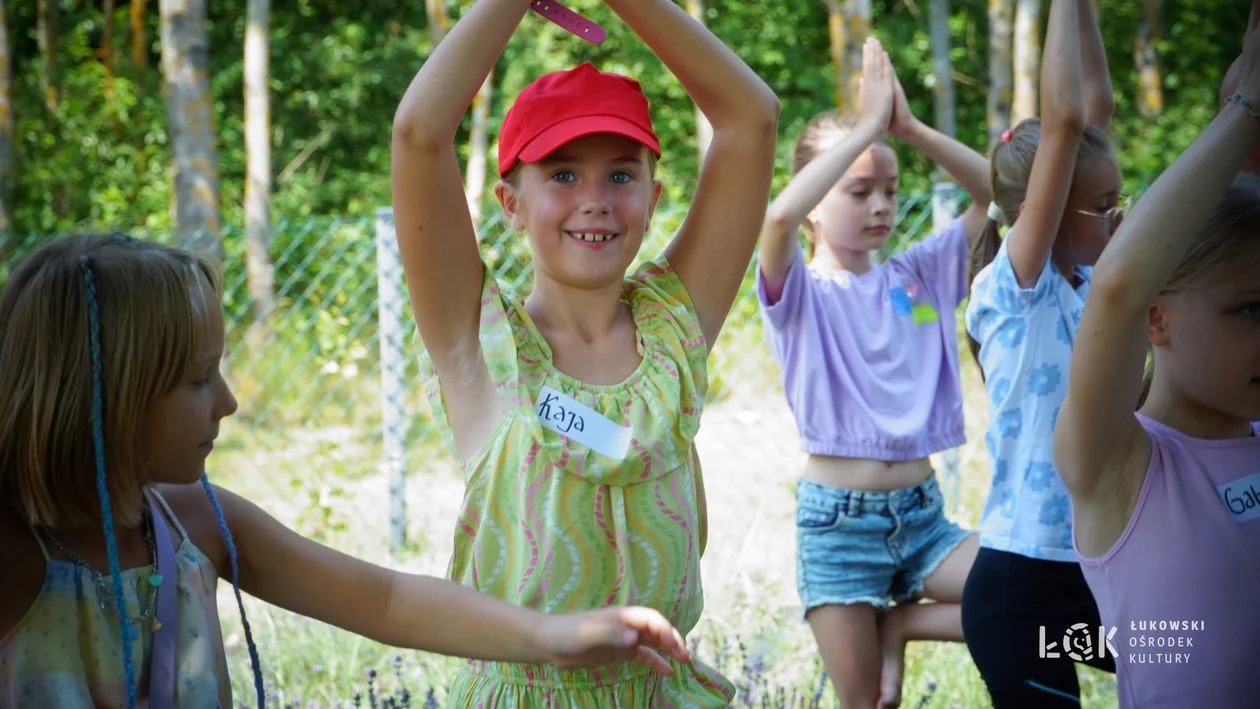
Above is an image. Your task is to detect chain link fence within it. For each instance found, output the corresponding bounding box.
[0,186,962,551]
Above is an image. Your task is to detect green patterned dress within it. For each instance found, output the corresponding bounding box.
[419,256,734,708]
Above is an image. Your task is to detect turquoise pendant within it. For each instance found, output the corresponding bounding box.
[149,574,164,587]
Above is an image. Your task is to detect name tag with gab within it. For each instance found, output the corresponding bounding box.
[1218,471,1260,523]
[534,385,632,459]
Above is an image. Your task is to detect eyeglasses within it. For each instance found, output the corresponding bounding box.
[1078,194,1132,228]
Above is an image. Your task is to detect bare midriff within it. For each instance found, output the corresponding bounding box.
[802,454,934,492]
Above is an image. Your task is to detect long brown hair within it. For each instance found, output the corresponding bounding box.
[966,118,1113,373]
[0,235,222,528]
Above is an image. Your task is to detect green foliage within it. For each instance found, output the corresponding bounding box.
[4,0,1251,236]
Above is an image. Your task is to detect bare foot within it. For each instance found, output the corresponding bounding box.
[876,607,907,708]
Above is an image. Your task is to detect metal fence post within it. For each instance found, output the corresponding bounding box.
[376,207,407,556]
[932,181,963,512]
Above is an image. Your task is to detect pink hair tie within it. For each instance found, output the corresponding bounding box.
[531,1,606,44]
[1001,128,1013,144]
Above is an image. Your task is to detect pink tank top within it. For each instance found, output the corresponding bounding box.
[1076,413,1260,709]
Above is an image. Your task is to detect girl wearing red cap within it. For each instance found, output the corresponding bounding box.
[392,0,779,706]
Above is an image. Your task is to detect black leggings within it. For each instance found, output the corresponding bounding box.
[961,547,1115,707]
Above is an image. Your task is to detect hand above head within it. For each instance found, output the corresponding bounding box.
[857,37,895,135]
[1231,0,1260,106]
[534,606,693,675]
[888,67,920,139]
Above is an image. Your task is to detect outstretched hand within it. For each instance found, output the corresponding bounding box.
[534,606,693,675]
[857,37,895,134]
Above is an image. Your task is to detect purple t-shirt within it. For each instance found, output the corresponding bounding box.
[1076,414,1260,709]
[756,217,969,462]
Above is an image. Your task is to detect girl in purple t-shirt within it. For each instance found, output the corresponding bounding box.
[1054,11,1260,707]
[756,37,990,708]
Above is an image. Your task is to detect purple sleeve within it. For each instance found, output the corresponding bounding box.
[897,216,970,310]
[756,243,812,331]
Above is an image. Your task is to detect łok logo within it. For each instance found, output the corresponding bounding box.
[1039,623,1118,662]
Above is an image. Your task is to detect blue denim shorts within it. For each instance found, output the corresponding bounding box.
[796,473,972,617]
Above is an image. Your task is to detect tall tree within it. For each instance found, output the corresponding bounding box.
[826,0,872,115]
[425,0,491,224]
[425,0,450,44]
[1134,0,1163,117]
[37,0,59,112]
[131,0,147,67]
[103,0,116,102]
[0,0,11,235]
[159,0,222,253]
[988,0,1014,148]
[685,0,713,158]
[1012,0,1040,123]
[465,71,493,225]
[244,0,275,343]
[929,0,956,140]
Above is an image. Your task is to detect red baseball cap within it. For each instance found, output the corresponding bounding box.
[497,63,661,178]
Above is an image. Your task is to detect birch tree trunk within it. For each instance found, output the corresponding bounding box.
[988,0,1014,148]
[1134,0,1164,117]
[1012,0,1040,124]
[245,0,275,343]
[929,0,956,140]
[465,72,492,225]
[425,0,450,44]
[685,0,713,158]
[827,0,872,115]
[159,0,222,253]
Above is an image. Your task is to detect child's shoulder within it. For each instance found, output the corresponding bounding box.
[623,256,705,346]
[152,483,228,575]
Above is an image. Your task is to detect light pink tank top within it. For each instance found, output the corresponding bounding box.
[1076,413,1260,708]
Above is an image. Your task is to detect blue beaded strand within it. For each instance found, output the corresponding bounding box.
[201,475,266,707]
[80,256,138,709]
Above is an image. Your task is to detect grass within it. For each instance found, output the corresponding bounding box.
[208,332,1119,708]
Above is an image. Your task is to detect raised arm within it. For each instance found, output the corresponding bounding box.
[759,39,891,300]
[391,1,530,406]
[601,0,780,349]
[888,66,994,238]
[1078,0,1115,129]
[205,485,693,672]
[1056,7,1260,505]
[1006,0,1087,288]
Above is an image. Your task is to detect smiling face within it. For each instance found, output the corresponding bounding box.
[496,133,662,291]
[808,140,900,260]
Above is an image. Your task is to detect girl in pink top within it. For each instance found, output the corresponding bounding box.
[1054,6,1260,707]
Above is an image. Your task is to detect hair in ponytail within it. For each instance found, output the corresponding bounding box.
[966,118,1113,377]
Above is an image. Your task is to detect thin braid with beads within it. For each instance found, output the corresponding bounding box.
[79,237,266,708]
[79,255,139,709]
[201,475,266,707]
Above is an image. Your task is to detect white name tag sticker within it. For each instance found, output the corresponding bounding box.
[534,385,632,460]
[1218,471,1260,523]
